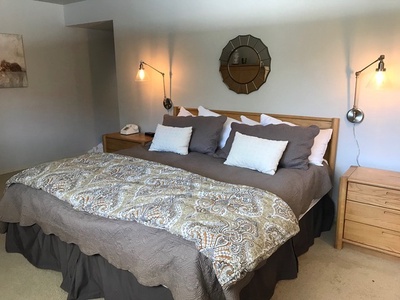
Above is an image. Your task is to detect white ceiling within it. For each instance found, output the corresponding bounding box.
[35,0,85,4]
[69,20,113,31]
[36,0,400,32]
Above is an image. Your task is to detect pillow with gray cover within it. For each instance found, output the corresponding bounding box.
[216,122,320,170]
[163,114,227,155]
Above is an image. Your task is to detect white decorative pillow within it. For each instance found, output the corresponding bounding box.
[240,115,260,126]
[308,128,333,166]
[177,107,194,117]
[260,114,332,166]
[224,132,288,175]
[149,124,192,155]
[260,114,295,126]
[198,105,216,117]
[198,106,239,148]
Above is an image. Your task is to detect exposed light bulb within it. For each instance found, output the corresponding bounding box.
[137,68,145,80]
[375,71,385,87]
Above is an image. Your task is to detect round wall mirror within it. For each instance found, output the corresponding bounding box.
[219,34,271,94]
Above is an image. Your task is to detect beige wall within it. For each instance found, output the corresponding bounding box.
[64,0,400,201]
[0,0,119,173]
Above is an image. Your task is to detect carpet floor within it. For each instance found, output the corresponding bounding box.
[272,229,400,300]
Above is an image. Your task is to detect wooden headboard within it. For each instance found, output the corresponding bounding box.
[173,106,340,174]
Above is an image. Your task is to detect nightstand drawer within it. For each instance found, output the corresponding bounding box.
[347,182,400,210]
[345,201,400,232]
[106,138,139,152]
[344,220,400,254]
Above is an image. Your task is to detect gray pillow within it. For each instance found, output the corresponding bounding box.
[216,123,320,170]
[163,114,227,155]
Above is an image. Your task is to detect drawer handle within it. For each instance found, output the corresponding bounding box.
[382,231,400,238]
[384,210,400,216]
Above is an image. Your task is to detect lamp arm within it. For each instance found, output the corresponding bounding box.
[141,61,165,77]
[141,61,167,99]
[347,54,385,124]
[139,61,173,110]
[353,55,385,109]
[353,73,360,109]
[355,55,385,76]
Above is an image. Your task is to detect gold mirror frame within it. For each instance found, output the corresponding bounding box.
[219,34,271,94]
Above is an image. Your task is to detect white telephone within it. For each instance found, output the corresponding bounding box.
[120,124,139,135]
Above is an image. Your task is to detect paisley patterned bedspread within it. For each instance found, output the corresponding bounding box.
[7,152,299,288]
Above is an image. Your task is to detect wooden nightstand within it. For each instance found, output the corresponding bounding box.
[335,166,400,257]
[102,132,153,153]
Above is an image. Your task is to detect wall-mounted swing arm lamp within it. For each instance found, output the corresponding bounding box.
[347,54,386,123]
[135,61,173,110]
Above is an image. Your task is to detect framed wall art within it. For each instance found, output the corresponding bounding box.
[0,33,28,88]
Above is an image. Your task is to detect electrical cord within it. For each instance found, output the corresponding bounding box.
[353,123,361,166]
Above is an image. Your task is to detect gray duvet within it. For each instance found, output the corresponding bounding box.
[0,146,332,300]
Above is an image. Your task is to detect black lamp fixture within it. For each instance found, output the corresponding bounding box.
[347,54,386,123]
[136,61,173,110]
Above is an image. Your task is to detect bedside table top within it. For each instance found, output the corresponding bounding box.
[104,132,153,144]
[347,166,400,191]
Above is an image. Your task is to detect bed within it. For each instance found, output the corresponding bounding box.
[0,106,339,300]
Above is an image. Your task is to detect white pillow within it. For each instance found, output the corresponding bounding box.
[177,107,194,117]
[240,115,260,126]
[198,105,217,117]
[260,114,332,166]
[198,106,239,148]
[260,114,295,126]
[149,124,192,155]
[224,132,288,175]
[308,128,333,166]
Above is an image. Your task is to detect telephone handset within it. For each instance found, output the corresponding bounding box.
[120,124,139,135]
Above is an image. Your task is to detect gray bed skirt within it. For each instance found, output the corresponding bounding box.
[2,194,334,300]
